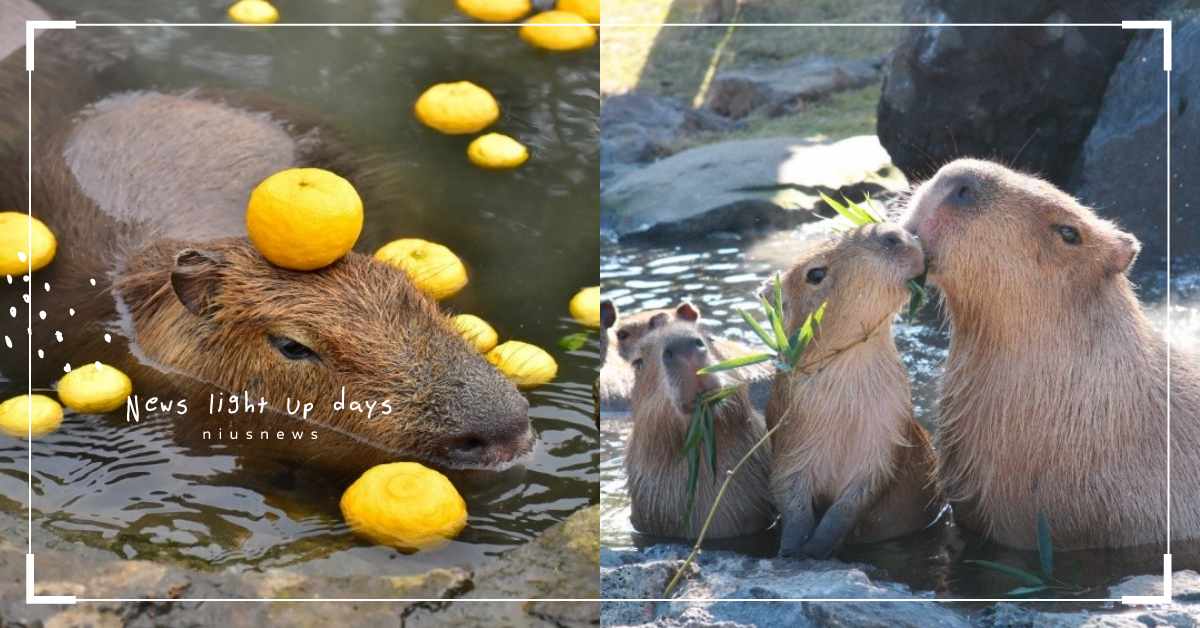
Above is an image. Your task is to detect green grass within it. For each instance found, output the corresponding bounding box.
[601,0,904,147]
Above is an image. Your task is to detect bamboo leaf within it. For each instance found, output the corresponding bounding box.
[704,410,717,481]
[820,191,863,227]
[701,385,740,404]
[697,352,774,374]
[1007,585,1050,597]
[1037,512,1054,581]
[906,275,927,321]
[964,560,1046,587]
[739,308,778,351]
[846,196,884,224]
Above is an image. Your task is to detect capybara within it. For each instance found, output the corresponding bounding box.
[0,88,532,473]
[904,158,1200,549]
[766,223,941,558]
[625,303,774,539]
[599,299,773,413]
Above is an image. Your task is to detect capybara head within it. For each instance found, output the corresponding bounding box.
[903,159,1141,313]
[119,238,532,471]
[601,300,673,363]
[773,223,924,348]
[630,303,726,417]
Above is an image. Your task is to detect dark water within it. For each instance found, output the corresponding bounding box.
[601,225,1200,599]
[0,1,598,575]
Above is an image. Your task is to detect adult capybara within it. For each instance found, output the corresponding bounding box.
[766,223,941,558]
[599,299,773,413]
[904,158,1200,549]
[0,88,532,473]
[625,303,774,539]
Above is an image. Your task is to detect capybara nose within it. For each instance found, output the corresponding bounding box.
[663,336,707,366]
[449,394,532,467]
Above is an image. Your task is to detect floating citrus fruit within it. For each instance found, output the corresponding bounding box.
[558,0,600,24]
[467,133,529,170]
[456,0,531,22]
[57,363,132,414]
[452,314,499,353]
[520,11,596,51]
[246,168,364,271]
[0,394,63,438]
[375,239,469,300]
[569,286,601,328]
[0,212,56,275]
[227,0,279,24]
[414,82,500,135]
[487,341,557,388]
[340,462,468,551]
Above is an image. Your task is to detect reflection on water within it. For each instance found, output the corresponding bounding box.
[601,225,1200,598]
[1,1,598,574]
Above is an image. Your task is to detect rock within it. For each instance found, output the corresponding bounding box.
[601,545,968,627]
[1068,8,1199,269]
[877,0,1162,185]
[601,91,737,183]
[406,505,600,627]
[602,135,904,240]
[705,56,881,119]
[45,608,125,628]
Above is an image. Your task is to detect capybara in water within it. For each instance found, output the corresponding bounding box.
[0,88,532,473]
[625,303,774,539]
[599,299,773,413]
[766,223,941,558]
[904,158,1200,549]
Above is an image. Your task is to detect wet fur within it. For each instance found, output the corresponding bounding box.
[906,158,1200,549]
[626,317,774,539]
[0,86,531,472]
[767,225,941,558]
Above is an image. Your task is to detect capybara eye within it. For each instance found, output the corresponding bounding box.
[617,330,630,341]
[268,334,319,362]
[806,267,827,285]
[1056,225,1082,245]
[664,348,674,361]
[632,358,643,370]
[692,338,705,351]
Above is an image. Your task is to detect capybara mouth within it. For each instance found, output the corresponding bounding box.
[440,428,535,471]
[679,373,724,414]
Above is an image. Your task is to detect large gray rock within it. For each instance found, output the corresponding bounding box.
[602,135,905,241]
[877,0,1161,185]
[601,91,737,183]
[705,56,881,119]
[1069,8,1199,268]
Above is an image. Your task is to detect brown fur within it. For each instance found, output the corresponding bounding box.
[625,304,774,539]
[2,89,532,473]
[904,158,1200,549]
[599,301,773,412]
[767,224,941,558]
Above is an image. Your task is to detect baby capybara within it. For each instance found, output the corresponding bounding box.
[625,303,774,539]
[1,86,532,473]
[600,299,773,413]
[904,158,1200,549]
[767,223,941,558]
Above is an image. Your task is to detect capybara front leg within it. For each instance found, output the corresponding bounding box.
[801,480,873,559]
[777,481,815,558]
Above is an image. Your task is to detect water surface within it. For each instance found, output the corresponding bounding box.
[0,0,599,575]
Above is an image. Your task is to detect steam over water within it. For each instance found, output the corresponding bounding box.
[0,1,598,574]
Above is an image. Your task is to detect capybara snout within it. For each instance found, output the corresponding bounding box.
[639,304,721,415]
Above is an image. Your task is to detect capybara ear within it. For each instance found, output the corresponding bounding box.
[600,300,618,330]
[1105,230,1142,276]
[675,302,700,322]
[647,312,670,330]
[171,249,227,316]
